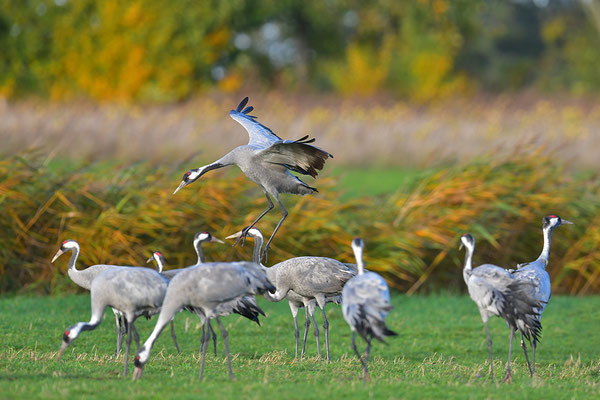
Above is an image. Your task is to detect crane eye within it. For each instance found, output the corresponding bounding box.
[183,171,191,182]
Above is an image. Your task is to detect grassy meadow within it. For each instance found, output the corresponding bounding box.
[0,294,599,399]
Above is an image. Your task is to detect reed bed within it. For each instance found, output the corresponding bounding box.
[2,93,600,168]
[1,152,598,294]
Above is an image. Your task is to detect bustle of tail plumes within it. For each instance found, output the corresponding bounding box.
[348,303,397,343]
[232,297,265,326]
[503,280,544,345]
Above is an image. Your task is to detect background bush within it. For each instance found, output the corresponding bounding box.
[1,0,600,101]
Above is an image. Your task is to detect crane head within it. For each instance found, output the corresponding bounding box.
[56,322,83,360]
[194,231,224,244]
[225,227,263,241]
[543,215,573,230]
[459,233,474,251]
[51,239,78,263]
[173,163,225,195]
[132,345,151,380]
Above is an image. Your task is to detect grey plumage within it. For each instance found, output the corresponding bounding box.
[52,240,139,356]
[173,97,333,262]
[235,228,355,362]
[511,215,573,375]
[132,261,274,381]
[55,265,169,377]
[342,238,396,383]
[226,227,342,359]
[460,233,543,382]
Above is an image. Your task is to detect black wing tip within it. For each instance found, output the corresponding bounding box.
[235,97,249,112]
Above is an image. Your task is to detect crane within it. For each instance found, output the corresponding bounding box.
[173,97,333,262]
[132,261,274,381]
[51,240,178,355]
[460,233,542,382]
[342,238,396,383]
[55,265,169,376]
[511,215,573,375]
[226,227,342,359]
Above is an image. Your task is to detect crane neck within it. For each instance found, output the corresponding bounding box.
[67,243,81,272]
[462,243,473,281]
[536,226,553,267]
[251,235,263,265]
[352,246,365,275]
[155,258,164,273]
[194,241,206,264]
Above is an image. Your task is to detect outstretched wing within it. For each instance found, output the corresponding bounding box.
[229,97,282,148]
[257,135,333,178]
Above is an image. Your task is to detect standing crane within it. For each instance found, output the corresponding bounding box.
[511,215,573,375]
[227,227,355,362]
[226,227,342,359]
[51,240,177,355]
[55,265,169,376]
[460,233,543,382]
[173,97,333,262]
[342,238,396,383]
[132,261,274,381]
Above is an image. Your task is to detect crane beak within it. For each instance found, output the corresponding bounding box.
[225,231,242,240]
[132,366,143,380]
[211,237,224,244]
[173,180,188,195]
[459,243,464,251]
[146,256,153,263]
[51,249,64,263]
[56,340,69,361]
[561,219,574,225]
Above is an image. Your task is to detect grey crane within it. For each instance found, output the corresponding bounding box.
[51,240,137,355]
[342,238,396,383]
[55,265,169,376]
[146,251,181,355]
[226,227,343,359]
[511,215,573,375]
[149,233,264,356]
[173,97,333,262]
[460,233,543,382]
[228,226,355,362]
[132,261,275,381]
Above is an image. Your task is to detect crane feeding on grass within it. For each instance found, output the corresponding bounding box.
[511,215,573,375]
[173,97,333,263]
[55,265,169,376]
[227,227,345,359]
[132,261,274,381]
[342,238,396,383]
[51,240,179,355]
[460,233,543,382]
[227,226,355,362]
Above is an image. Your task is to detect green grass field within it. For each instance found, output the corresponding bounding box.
[1,294,598,399]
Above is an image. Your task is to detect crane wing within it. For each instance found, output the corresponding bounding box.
[257,136,333,178]
[229,97,283,148]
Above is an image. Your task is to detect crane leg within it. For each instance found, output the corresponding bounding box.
[301,307,311,359]
[363,338,372,384]
[114,312,123,356]
[484,320,494,381]
[209,321,218,357]
[233,193,274,248]
[170,320,181,355]
[532,340,537,375]
[132,323,140,349]
[520,333,533,377]
[216,317,235,381]
[199,323,209,381]
[351,332,368,380]
[317,298,331,363]
[310,309,320,358]
[502,327,515,383]
[293,314,300,358]
[261,197,288,263]
[123,320,133,377]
